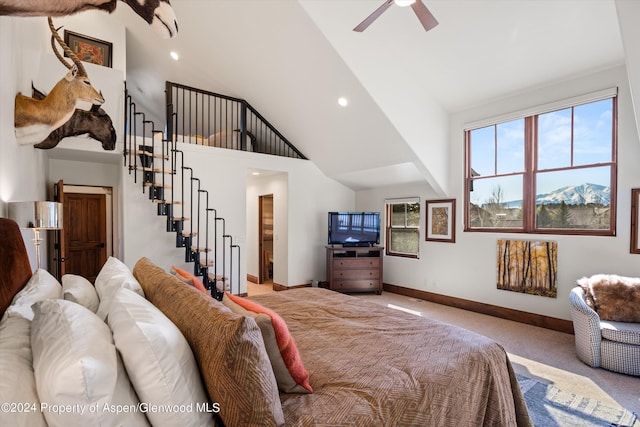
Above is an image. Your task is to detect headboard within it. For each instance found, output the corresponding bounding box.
[0,218,33,316]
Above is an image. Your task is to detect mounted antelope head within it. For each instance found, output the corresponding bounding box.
[0,0,178,38]
[14,17,105,146]
[31,86,116,151]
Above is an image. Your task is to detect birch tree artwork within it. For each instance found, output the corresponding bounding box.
[496,239,557,298]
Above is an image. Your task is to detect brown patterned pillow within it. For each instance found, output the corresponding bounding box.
[133,258,284,427]
[577,274,640,323]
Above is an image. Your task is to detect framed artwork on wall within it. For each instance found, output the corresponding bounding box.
[425,199,455,243]
[64,30,112,68]
[632,188,640,254]
[496,239,558,298]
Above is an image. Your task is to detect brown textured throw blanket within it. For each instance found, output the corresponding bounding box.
[250,288,532,427]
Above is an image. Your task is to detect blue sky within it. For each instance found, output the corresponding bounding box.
[469,98,613,206]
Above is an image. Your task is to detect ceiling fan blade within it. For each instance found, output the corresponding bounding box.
[353,0,394,32]
[411,0,439,32]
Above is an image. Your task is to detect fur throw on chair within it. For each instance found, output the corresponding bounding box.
[578,274,640,323]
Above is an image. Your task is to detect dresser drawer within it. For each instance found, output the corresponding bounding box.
[333,269,379,280]
[333,258,380,270]
[332,279,380,291]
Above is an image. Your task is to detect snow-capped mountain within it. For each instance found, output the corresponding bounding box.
[505,183,610,208]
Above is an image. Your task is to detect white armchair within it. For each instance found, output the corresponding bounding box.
[569,286,640,376]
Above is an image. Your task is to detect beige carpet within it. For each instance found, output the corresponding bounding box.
[249,285,639,416]
[355,291,639,417]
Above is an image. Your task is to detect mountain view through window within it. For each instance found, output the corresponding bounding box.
[465,96,616,234]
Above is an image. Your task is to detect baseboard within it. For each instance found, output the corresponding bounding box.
[383,283,574,335]
[247,274,258,284]
[273,282,310,292]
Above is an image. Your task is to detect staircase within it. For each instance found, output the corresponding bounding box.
[123,92,240,300]
[122,82,306,298]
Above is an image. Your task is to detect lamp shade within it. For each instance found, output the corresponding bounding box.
[7,201,63,230]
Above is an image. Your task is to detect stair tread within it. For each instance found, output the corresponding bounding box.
[144,182,172,189]
[191,246,211,252]
[153,200,183,204]
[199,259,214,267]
[172,217,190,221]
[125,149,169,160]
[133,166,174,174]
[181,231,197,237]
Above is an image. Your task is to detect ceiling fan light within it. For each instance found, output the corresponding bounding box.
[394,0,416,7]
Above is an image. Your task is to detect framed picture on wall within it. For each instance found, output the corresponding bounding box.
[632,188,640,254]
[64,30,112,68]
[425,199,456,243]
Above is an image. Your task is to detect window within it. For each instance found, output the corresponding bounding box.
[386,198,420,257]
[465,91,617,235]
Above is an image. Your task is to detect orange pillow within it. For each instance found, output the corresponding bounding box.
[171,266,208,295]
[224,292,312,393]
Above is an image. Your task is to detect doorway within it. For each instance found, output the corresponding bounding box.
[53,181,112,283]
[258,194,273,285]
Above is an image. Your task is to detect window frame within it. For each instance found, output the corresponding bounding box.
[464,93,618,236]
[385,198,420,258]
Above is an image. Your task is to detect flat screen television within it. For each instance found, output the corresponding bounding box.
[328,212,380,247]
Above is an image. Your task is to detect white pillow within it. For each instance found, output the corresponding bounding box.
[31,299,149,427]
[107,287,215,426]
[62,274,99,313]
[0,317,47,427]
[95,256,145,321]
[4,269,62,321]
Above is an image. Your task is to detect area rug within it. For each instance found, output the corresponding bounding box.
[517,374,638,427]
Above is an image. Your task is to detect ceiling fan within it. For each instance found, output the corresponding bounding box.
[353,0,438,33]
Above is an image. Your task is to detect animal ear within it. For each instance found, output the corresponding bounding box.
[66,65,79,81]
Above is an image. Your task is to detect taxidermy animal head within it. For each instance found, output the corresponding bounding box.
[0,0,178,38]
[14,17,105,146]
[31,86,116,151]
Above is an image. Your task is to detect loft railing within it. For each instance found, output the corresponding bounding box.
[165,81,307,159]
[124,89,240,299]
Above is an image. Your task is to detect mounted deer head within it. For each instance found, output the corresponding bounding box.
[31,86,116,150]
[0,0,178,38]
[14,17,105,145]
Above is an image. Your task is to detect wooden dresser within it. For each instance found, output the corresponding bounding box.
[326,246,383,294]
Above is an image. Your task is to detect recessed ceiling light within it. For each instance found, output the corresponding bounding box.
[337,97,348,107]
[252,172,261,176]
[170,51,179,61]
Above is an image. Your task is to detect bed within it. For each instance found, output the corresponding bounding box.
[248,288,532,426]
[0,218,531,426]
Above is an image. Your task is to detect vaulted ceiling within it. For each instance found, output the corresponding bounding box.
[115,0,629,192]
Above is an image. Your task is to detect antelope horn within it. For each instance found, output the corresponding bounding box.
[50,29,67,70]
[48,17,88,77]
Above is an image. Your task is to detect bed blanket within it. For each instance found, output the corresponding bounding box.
[250,288,532,427]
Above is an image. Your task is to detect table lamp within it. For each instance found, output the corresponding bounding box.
[7,201,63,270]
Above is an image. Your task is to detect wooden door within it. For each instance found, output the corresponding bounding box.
[63,193,108,283]
[258,194,273,284]
[53,180,66,279]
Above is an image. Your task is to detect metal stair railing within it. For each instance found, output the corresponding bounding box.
[124,88,241,298]
[166,81,306,159]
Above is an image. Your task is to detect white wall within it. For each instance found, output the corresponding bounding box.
[356,65,640,321]
[1,17,57,270]
[0,14,126,270]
